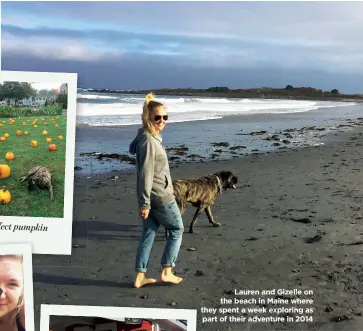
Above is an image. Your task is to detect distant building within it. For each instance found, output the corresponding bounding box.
[60,83,68,94]
[0,94,57,107]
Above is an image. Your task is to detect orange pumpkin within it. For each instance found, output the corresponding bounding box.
[0,124,2,127]
[46,137,52,143]
[31,140,38,148]
[0,165,11,179]
[0,137,6,142]
[4,133,9,138]
[57,135,63,140]
[48,144,57,151]
[0,188,11,204]
[42,130,48,135]
[16,130,22,136]
[5,152,15,161]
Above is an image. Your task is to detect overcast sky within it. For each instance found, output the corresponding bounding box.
[2,1,363,93]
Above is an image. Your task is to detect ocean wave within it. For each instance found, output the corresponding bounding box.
[75,98,356,117]
[77,93,120,100]
[76,115,223,127]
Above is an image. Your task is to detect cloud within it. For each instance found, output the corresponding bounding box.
[2,1,363,92]
[3,50,363,94]
[1,34,122,61]
[3,2,363,43]
[3,23,362,76]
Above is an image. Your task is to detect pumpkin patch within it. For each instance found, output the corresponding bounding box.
[0,114,66,217]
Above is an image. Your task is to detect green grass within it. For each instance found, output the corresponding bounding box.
[0,115,67,217]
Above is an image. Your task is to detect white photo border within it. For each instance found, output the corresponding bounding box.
[0,243,35,331]
[41,304,197,331]
[0,71,77,255]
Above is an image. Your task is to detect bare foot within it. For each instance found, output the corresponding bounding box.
[133,273,157,288]
[161,267,183,285]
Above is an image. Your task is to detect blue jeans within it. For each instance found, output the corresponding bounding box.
[135,200,184,272]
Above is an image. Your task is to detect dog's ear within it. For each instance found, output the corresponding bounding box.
[216,171,232,183]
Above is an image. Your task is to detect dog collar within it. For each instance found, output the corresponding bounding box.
[215,175,223,194]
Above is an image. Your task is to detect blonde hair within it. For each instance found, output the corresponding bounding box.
[142,92,165,136]
[0,255,24,323]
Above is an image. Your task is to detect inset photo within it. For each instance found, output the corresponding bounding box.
[0,243,35,331]
[41,305,196,331]
[0,71,77,255]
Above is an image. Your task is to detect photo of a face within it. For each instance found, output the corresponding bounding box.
[0,255,25,331]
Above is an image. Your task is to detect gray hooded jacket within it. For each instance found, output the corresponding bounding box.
[129,128,175,210]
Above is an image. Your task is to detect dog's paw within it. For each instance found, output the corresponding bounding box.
[213,223,221,228]
[188,229,195,234]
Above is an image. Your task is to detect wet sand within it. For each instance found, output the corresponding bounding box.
[33,124,363,331]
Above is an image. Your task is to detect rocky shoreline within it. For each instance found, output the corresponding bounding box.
[74,117,363,173]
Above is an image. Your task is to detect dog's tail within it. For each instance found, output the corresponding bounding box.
[19,175,29,183]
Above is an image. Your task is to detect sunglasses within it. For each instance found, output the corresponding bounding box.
[154,115,168,122]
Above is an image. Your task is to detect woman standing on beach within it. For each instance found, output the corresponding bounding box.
[0,255,26,331]
[129,92,184,288]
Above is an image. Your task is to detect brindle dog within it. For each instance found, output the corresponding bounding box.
[20,166,54,200]
[170,170,238,235]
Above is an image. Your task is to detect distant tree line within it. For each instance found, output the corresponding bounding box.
[0,81,67,109]
[0,82,37,105]
[285,85,340,95]
[88,85,362,101]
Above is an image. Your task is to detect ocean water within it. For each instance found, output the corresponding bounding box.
[74,90,362,174]
[76,90,356,126]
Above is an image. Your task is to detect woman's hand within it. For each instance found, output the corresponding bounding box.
[19,301,25,329]
[139,209,150,219]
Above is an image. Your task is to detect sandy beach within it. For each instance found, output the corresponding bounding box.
[32,121,363,331]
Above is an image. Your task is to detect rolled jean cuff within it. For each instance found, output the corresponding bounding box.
[161,262,176,269]
[135,267,147,273]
